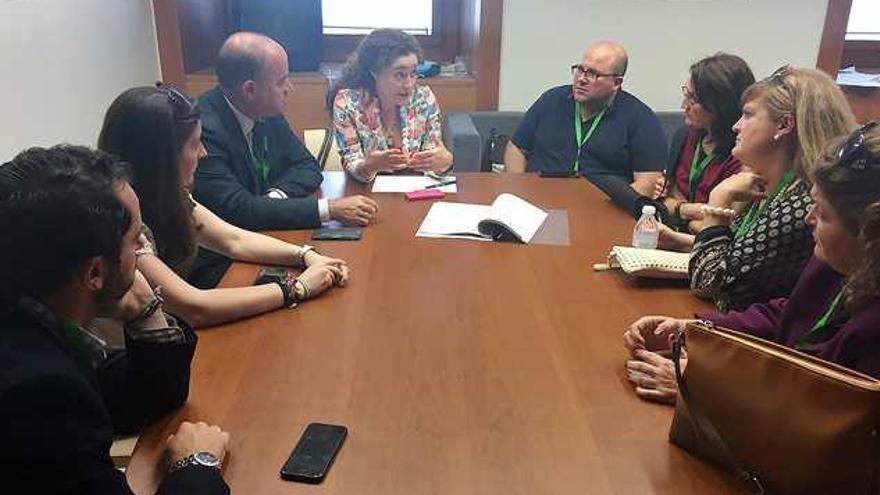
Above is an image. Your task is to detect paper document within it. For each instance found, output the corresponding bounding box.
[372,175,458,193]
[416,193,548,243]
[837,66,880,88]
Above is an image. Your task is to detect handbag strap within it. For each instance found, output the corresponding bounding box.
[672,331,766,495]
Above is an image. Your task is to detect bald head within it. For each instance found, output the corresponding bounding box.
[216,32,287,90]
[584,41,628,77]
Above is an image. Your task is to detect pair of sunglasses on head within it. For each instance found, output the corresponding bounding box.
[838,121,879,171]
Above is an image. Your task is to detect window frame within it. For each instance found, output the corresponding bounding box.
[841,40,880,70]
[322,0,460,63]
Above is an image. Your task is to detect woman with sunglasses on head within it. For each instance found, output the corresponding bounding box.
[656,53,755,231]
[624,123,880,403]
[327,28,453,182]
[99,86,350,328]
[661,67,856,311]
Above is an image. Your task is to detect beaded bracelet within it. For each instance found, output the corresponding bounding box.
[699,204,737,218]
[294,278,311,301]
[276,276,297,309]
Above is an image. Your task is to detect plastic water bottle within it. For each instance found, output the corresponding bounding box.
[632,205,660,249]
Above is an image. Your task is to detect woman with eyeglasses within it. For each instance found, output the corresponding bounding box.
[661,67,856,311]
[327,28,453,182]
[624,123,880,403]
[656,53,755,231]
[98,86,350,328]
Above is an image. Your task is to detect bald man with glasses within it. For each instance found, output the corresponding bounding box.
[506,41,667,202]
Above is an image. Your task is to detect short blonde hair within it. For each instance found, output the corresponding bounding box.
[742,67,856,178]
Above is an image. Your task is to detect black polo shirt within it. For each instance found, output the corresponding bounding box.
[512,85,667,180]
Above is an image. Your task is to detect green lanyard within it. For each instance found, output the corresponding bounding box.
[795,288,845,349]
[734,169,797,238]
[573,102,607,172]
[687,140,714,200]
[252,128,270,183]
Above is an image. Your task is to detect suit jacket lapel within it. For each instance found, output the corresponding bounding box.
[206,87,261,193]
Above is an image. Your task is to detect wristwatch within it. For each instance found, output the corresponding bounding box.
[169,451,221,473]
[295,244,317,267]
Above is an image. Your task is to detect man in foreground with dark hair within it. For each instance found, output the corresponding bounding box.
[0,145,230,494]
[194,31,378,231]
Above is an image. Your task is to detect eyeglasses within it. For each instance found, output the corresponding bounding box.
[681,84,698,105]
[571,64,621,82]
[836,121,880,170]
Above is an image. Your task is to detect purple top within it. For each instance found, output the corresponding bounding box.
[672,129,742,204]
[701,256,880,378]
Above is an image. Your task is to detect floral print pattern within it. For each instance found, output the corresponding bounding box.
[331,85,443,180]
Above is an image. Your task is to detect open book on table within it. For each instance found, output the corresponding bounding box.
[415,193,548,243]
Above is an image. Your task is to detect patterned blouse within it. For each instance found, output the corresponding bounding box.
[689,180,815,311]
[331,85,444,182]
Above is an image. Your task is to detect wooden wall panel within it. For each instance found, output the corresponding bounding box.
[422,76,478,112]
[177,0,229,73]
[186,71,330,137]
[153,0,187,86]
[459,0,501,110]
[816,0,853,75]
[842,87,880,124]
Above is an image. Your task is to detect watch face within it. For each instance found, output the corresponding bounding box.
[194,451,220,467]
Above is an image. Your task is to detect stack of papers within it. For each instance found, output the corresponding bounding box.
[837,66,880,88]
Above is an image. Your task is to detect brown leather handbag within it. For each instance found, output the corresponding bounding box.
[668,321,880,494]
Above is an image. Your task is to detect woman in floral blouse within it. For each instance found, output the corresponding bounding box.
[327,29,453,182]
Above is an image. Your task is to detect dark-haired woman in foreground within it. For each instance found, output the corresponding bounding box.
[99,86,350,327]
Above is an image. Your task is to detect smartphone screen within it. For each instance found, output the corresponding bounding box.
[311,227,363,241]
[539,170,578,178]
[280,423,347,484]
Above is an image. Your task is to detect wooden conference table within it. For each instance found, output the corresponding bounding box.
[127,172,734,494]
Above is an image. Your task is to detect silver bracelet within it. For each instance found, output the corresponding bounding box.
[295,244,317,267]
[126,286,164,326]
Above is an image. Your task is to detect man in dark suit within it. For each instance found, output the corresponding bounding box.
[0,146,230,494]
[194,31,379,231]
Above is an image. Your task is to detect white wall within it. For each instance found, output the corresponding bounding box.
[499,0,830,112]
[0,0,161,160]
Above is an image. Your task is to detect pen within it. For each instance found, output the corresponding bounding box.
[424,179,457,189]
[424,171,445,181]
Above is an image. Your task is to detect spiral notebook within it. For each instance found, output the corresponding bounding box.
[599,246,690,279]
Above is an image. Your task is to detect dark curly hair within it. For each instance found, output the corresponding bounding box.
[689,53,755,158]
[99,85,200,273]
[0,145,131,298]
[811,125,880,313]
[326,28,423,111]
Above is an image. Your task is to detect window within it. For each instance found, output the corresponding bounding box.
[322,0,433,36]
[845,0,880,41]
[321,0,458,63]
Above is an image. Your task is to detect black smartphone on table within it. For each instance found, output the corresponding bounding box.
[539,170,579,178]
[280,423,348,484]
[311,227,363,241]
[254,267,287,285]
